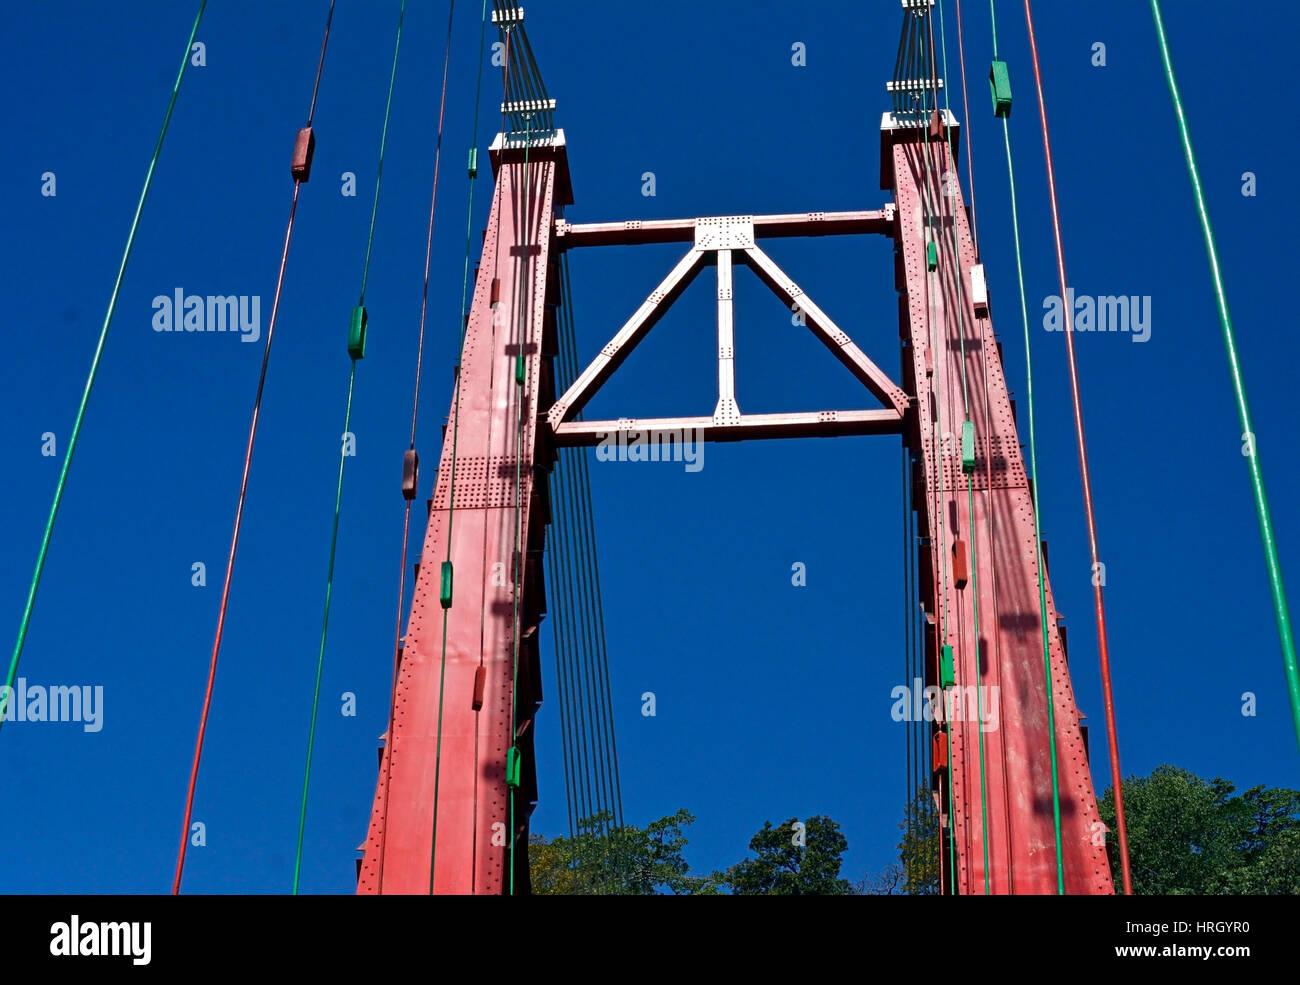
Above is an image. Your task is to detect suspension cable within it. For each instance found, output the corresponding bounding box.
[172,0,337,895]
[508,113,537,895]
[911,67,959,892]
[375,0,459,895]
[422,0,491,895]
[293,0,405,896]
[1148,0,1300,762]
[930,0,998,899]
[926,1,991,895]
[948,0,1012,887]
[558,252,625,874]
[2,0,208,734]
[549,260,621,887]
[902,443,914,889]
[986,0,1064,894]
[1021,0,1132,893]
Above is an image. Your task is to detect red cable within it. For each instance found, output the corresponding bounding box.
[1022,0,1133,896]
[172,0,336,896]
[377,0,458,894]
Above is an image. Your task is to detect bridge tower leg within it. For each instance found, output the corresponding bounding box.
[357,131,572,895]
[885,111,1113,894]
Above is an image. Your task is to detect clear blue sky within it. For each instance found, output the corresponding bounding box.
[1,0,1295,894]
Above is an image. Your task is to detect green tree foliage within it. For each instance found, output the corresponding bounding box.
[1098,765,1300,895]
[899,788,940,894]
[727,815,852,894]
[529,810,722,895]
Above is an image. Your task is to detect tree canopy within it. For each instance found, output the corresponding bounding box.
[528,764,1299,894]
[726,815,852,895]
[530,810,722,895]
[1099,764,1300,895]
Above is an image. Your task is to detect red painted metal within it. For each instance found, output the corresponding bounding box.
[886,116,1112,894]
[291,127,315,182]
[357,133,570,894]
[952,540,968,589]
[358,89,1115,894]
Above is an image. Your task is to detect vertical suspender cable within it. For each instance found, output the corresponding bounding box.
[1021,0,1132,893]
[1149,1,1300,757]
[902,443,913,888]
[912,33,958,890]
[293,0,405,895]
[425,0,490,895]
[508,115,535,895]
[987,0,1064,894]
[548,252,625,889]
[543,460,580,845]
[2,1,208,733]
[947,0,1013,888]
[561,255,625,833]
[377,0,457,896]
[173,0,337,896]
[927,2,991,895]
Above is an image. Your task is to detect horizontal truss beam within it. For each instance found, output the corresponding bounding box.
[553,409,904,446]
[555,208,896,249]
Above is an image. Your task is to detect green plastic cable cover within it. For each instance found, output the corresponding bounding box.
[1150,0,1300,756]
[2,1,208,734]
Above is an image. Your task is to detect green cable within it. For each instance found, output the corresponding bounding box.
[935,0,991,893]
[913,34,959,893]
[292,0,404,894]
[456,4,491,351]
[998,108,1066,892]
[357,1,406,307]
[429,0,489,893]
[293,364,358,893]
[1,1,208,732]
[1150,0,1300,757]
[508,115,536,897]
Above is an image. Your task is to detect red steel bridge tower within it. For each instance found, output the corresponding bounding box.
[359,2,1113,895]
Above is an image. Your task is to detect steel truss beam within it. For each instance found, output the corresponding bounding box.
[546,213,908,442]
[554,207,895,248]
